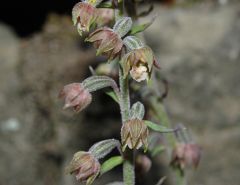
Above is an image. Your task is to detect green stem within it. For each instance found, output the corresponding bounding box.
[123,154,135,185]
[119,66,135,185]
[119,67,130,123]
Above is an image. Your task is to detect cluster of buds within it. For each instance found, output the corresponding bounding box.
[72,0,159,82]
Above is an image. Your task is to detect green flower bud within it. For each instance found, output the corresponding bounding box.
[121,119,149,151]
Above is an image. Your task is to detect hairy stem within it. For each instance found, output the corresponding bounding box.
[119,66,135,185]
[123,153,135,185]
[119,67,130,123]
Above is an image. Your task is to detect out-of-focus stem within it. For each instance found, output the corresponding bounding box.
[149,96,186,185]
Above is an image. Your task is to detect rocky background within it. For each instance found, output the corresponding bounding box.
[0,1,240,185]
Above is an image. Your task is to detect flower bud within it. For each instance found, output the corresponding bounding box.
[121,119,149,151]
[65,151,100,183]
[72,2,97,36]
[120,46,154,82]
[86,27,123,60]
[171,143,201,170]
[59,83,92,113]
[136,154,152,174]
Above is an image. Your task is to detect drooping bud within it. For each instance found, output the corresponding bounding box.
[121,119,149,151]
[113,17,133,38]
[136,154,152,174]
[72,2,97,36]
[171,143,201,170]
[59,83,92,113]
[65,151,100,184]
[86,27,123,60]
[120,45,154,82]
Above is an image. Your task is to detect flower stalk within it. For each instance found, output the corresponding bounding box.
[119,65,135,185]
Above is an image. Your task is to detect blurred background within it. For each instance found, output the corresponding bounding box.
[0,0,240,185]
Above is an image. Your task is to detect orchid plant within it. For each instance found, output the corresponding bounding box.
[59,0,201,185]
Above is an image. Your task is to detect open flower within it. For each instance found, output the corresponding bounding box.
[72,2,97,36]
[86,27,123,60]
[120,46,155,82]
[65,151,100,184]
[171,143,201,170]
[121,119,149,151]
[59,83,92,113]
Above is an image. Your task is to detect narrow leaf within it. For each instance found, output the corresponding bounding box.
[89,139,121,159]
[138,4,154,17]
[100,156,123,175]
[130,101,145,120]
[105,89,119,103]
[144,120,176,133]
[130,15,157,35]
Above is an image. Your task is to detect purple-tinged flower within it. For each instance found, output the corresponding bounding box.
[121,46,155,82]
[65,151,100,184]
[121,119,149,151]
[59,83,92,113]
[136,154,152,174]
[86,27,123,60]
[72,2,97,36]
[171,143,201,170]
